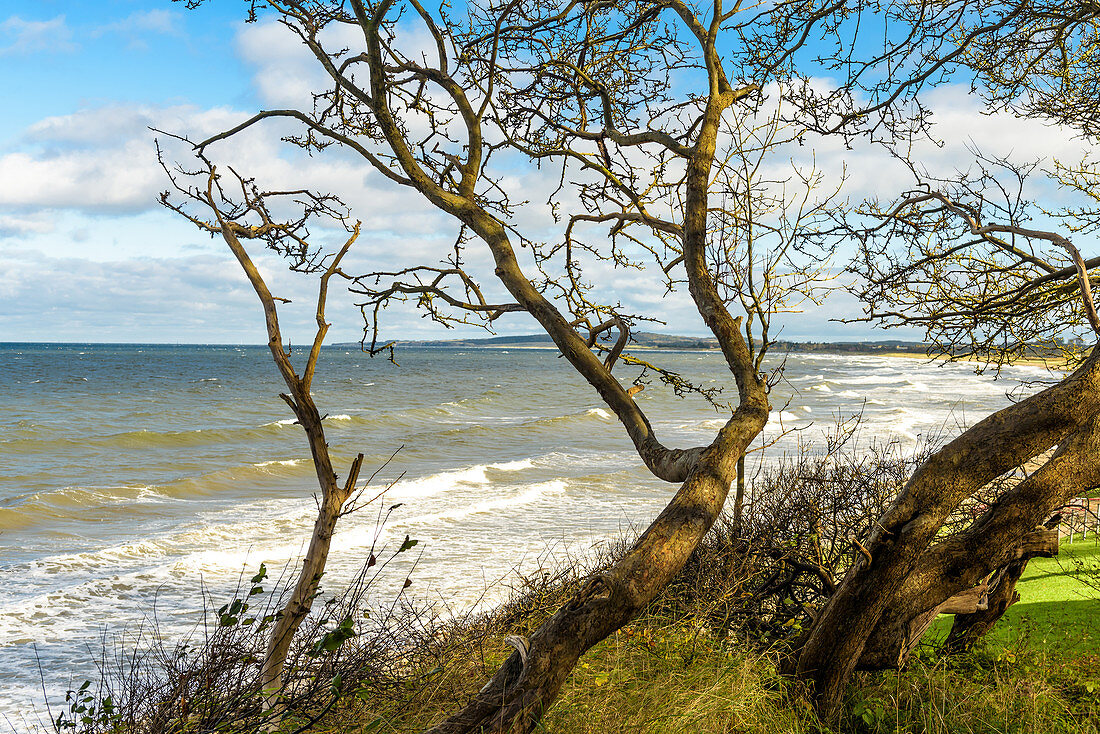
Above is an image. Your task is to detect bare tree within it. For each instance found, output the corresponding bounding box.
[167,0,1067,728]
[966,1,1100,138]
[159,147,370,717]
[849,154,1099,368]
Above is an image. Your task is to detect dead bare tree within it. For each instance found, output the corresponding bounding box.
[167,0,1071,727]
[158,145,371,718]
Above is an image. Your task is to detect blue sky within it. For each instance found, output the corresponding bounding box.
[0,2,1089,344]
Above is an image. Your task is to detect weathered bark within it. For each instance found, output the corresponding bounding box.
[856,527,1059,670]
[942,514,1065,655]
[854,422,1094,672]
[943,560,1026,654]
[796,351,1100,717]
[863,583,993,672]
[733,453,747,528]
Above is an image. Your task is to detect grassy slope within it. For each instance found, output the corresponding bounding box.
[989,542,1100,654]
[538,543,1100,733]
[328,543,1100,734]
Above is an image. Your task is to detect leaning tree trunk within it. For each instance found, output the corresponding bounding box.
[795,351,1100,718]
[422,86,767,733]
[854,416,1099,671]
[424,405,767,734]
[855,524,1060,670]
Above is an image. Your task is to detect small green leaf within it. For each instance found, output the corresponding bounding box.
[310,616,358,655]
[398,535,419,553]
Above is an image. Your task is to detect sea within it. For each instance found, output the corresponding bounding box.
[0,342,1058,728]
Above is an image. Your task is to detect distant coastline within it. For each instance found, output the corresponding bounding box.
[357,331,932,354]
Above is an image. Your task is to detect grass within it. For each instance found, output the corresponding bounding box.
[304,542,1100,734]
[69,510,1100,734]
[925,541,1100,658]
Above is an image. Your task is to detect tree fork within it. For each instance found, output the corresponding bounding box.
[854,410,1100,672]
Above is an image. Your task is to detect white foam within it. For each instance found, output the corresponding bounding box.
[28,538,173,574]
[255,459,303,468]
[262,418,298,427]
[585,408,613,420]
[404,480,568,525]
[489,459,535,472]
[386,465,492,500]
[326,414,353,421]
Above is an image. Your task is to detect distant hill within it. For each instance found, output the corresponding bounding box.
[352,332,930,353]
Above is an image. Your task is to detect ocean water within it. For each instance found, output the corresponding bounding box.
[0,343,1056,726]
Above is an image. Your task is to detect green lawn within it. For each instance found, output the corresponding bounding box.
[926,540,1100,657]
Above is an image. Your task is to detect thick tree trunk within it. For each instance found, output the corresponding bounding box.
[855,433,1087,672]
[941,516,1065,656]
[855,527,1059,670]
[796,352,1100,718]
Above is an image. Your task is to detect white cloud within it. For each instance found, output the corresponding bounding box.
[0,242,545,344]
[235,19,438,110]
[235,21,329,109]
[92,9,182,40]
[0,99,464,248]
[0,105,247,213]
[791,83,1092,204]
[0,212,56,237]
[3,21,1087,345]
[0,15,75,56]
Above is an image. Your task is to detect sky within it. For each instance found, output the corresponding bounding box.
[0,1,1091,345]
